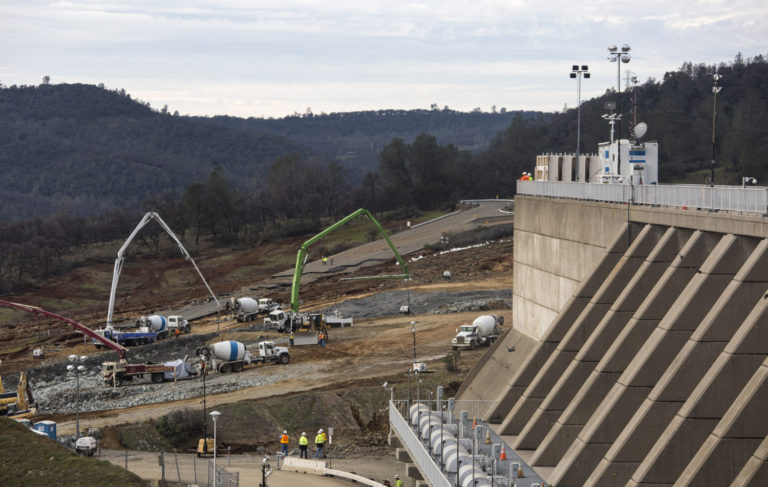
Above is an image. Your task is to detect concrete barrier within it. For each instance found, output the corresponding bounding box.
[280,457,388,487]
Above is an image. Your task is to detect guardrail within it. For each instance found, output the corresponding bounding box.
[389,401,453,487]
[517,181,768,215]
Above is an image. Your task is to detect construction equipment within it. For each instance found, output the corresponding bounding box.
[197,340,290,373]
[230,297,279,322]
[75,436,98,456]
[106,211,220,327]
[0,299,173,387]
[452,314,504,350]
[167,315,191,334]
[290,208,409,313]
[0,372,36,418]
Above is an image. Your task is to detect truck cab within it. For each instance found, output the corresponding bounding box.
[257,341,290,364]
[264,310,289,331]
[258,298,279,313]
[167,315,191,334]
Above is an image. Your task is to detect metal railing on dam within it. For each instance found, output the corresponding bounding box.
[517,180,768,215]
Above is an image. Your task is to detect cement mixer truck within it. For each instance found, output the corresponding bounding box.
[451,314,503,350]
[230,297,280,322]
[197,340,290,373]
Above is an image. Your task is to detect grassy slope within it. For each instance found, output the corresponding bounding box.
[0,418,146,487]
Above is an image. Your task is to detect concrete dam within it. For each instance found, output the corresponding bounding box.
[454,184,768,486]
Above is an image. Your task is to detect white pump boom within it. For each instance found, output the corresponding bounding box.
[106,212,220,326]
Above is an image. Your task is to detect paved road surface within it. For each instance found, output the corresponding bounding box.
[163,200,513,320]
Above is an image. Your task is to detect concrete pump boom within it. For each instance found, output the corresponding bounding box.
[0,299,128,359]
[106,212,220,326]
[290,208,409,312]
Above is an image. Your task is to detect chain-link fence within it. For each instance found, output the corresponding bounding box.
[100,449,240,486]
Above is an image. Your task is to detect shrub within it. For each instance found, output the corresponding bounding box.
[443,351,461,372]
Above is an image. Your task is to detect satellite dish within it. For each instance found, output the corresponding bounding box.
[634,122,648,139]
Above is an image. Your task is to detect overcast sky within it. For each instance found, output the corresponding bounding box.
[1,1,766,118]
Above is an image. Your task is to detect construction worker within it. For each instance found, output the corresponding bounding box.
[315,429,326,458]
[289,332,295,347]
[299,432,308,458]
[394,474,403,487]
[279,430,290,456]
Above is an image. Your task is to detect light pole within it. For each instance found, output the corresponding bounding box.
[411,321,416,363]
[428,391,433,452]
[210,410,221,487]
[570,64,590,180]
[711,72,723,186]
[417,377,422,438]
[67,354,87,439]
[607,44,631,178]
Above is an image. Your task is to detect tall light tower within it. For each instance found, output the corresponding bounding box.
[67,354,87,439]
[711,72,723,186]
[570,65,590,180]
[607,44,631,177]
[210,410,221,487]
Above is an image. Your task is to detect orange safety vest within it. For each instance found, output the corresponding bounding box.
[280,434,289,444]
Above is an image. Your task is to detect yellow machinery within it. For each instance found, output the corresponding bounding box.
[197,438,214,457]
[0,372,37,418]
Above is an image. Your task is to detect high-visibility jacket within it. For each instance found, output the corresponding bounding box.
[315,433,325,445]
[280,434,289,444]
[299,435,308,446]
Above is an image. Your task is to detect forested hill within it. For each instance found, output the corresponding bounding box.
[0,84,307,221]
[0,83,539,221]
[538,54,768,182]
[207,108,541,175]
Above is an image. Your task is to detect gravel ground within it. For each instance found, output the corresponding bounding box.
[333,288,512,318]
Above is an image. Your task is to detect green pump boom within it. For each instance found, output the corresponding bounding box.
[290,208,409,312]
